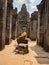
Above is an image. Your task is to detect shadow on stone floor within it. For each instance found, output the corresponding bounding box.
[12,48,29,55]
[30,45,49,64]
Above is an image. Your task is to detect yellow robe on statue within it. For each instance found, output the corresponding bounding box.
[17,32,27,39]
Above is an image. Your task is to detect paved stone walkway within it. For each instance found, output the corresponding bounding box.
[0,39,49,65]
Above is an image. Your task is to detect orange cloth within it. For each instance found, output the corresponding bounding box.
[17,32,27,39]
[21,32,27,37]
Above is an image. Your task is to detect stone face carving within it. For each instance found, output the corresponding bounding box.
[18,4,30,37]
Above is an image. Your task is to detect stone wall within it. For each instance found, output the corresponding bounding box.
[44,0,49,52]
[30,11,38,40]
[37,0,49,52]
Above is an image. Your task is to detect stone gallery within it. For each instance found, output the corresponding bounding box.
[37,0,49,52]
[0,0,49,52]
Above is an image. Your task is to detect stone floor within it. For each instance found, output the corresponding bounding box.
[0,39,49,65]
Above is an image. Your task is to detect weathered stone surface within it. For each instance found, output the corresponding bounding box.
[5,0,13,44]
[0,10,3,50]
[18,4,30,37]
[37,0,49,52]
[11,8,17,40]
[0,0,7,50]
[30,11,38,40]
[37,11,40,45]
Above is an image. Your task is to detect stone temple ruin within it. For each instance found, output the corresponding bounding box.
[17,4,30,37]
[37,0,49,52]
[0,0,49,52]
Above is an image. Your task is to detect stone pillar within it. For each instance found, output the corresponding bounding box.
[5,9,10,44]
[0,0,7,50]
[5,10,13,44]
[5,0,13,44]
[0,10,2,50]
[0,0,3,50]
[27,21,30,38]
[44,1,49,52]
[30,12,38,40]
[37,1,45,47]
[15,21,17,38]
[30,20,33,40]
[37,11,40,45]
[9,10,12,43]
[11,16,16,40]
[11,8,17,40]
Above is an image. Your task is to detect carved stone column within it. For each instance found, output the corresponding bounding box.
[0,0,7,50]
[5,0,13,44]
[11,8,17,40]
[15,21,17,38]
[9,9,13,43]
[44,1,49,52]
[30,12,38,40]
[37,11,40,45]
